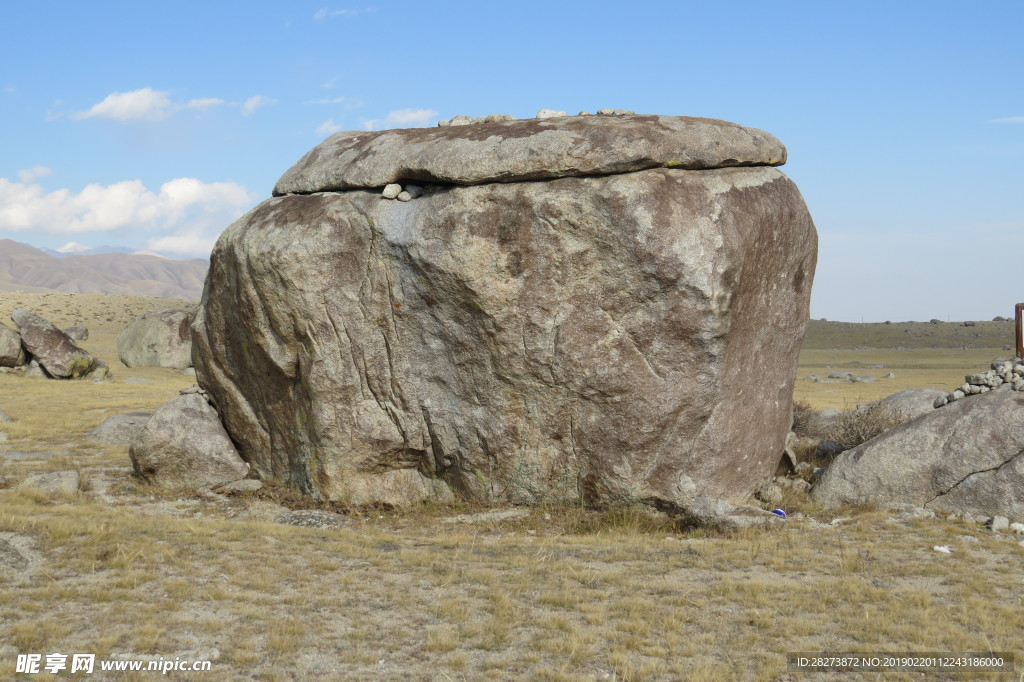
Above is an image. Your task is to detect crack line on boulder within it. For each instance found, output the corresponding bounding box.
[924,446,1024,507]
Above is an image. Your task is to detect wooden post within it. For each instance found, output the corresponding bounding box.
[1017,303,1024,359]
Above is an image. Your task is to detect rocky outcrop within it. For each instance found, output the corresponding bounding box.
[0,324,25,367]
[194,113,816,510]
[876,389,948,421]
[63,326,88,341]
[129,394,248,489]
[812,388,1024,519]
[11,309,93,378]
[118,309,194,369]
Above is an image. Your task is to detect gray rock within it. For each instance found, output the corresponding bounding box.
[24,358,51,379]
[382,183,402,199]
[87,412,152,445]
[684,496,785,531]
[275,509,353,529]
[18,470,80,494]
[274,115,788,194]
[1009,522,1024,535]
[129,394,249,489]
[123,377,151,385]
[196,161,816,509]
[88,359,110,382]
[988,515,1009,531]
[483,114,514,123]
[214,479,263,493]
[447,115,474,126]
[11,309,93,378]
[396,185,423,202]
[535,108,567,118]
[852,375,875,383]
[876,389,947,421]
[181,367,196,376]
[0,408,11,422]
[812,388,1024,519]
[827,372,853,380]
[63,325,89,340]
[755,483,783,506]
[118,309,195,369]
[0,324,25,367]
[883,372,896,379]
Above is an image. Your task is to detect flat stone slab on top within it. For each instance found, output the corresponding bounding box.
[273,114,787,195]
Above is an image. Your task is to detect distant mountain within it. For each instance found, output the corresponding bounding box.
[0,239,208,299]
[43,244,146,257]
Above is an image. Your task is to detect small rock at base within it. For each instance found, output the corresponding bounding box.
[275,509,353,529]
[18,470,80,494]
[382,184,402,199]
[1008,522,1024,535]
[215,479,263,493]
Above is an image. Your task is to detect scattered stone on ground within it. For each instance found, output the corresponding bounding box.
[63,325,89,340]
[17,470,80,494]
[0,324,25,367]
[214,479,264,493]
[87,412,152,445]
[275,509,354,529]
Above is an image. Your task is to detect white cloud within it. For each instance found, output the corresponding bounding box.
[0,175,256,257]
[146,231,217,256]
[186,98,225,110]
[72,88,172,121]
[991,116,1024,124]
[314,7,363,20]
[242,95,275,116]
[316,119,343,135]
[307,96,347,105]
[362,108,438,131]
[17,166,53,183]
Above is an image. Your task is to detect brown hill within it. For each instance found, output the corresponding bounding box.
[0,239,207,299]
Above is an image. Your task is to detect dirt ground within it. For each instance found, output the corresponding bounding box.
[1,294,1021,681]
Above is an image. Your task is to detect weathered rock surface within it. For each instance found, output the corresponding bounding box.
[129,394,249,489]
[194,115,816,510]
[812,388,1024,519]
[118,309,194,369]
[273,114,787,194]
[11,309,93,378]
[88,412,152,446]
[0,324,25,367]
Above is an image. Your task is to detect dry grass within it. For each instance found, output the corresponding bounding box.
[2,294,1023,680]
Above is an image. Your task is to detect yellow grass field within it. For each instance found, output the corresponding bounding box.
[1,294,1022,681]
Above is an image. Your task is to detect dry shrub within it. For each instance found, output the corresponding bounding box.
[791,399,818,438]
[822,401,906,451]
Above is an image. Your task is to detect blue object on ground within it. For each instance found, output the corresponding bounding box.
[771,509,787,518]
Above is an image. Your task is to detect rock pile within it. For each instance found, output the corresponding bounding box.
[933,356,1024,407]
[0,310,102,380]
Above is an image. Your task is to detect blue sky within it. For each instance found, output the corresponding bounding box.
[1,1,1021,321]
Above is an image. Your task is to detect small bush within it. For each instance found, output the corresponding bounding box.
[822,401,905,451]
[791,400,818,438]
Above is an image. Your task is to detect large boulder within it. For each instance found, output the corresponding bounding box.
[0,324,25,367]
[118,309,194,369]
[10,309,93,378]
[812,388,1024,519]
[194,114,817,509]
[129,394,248,489]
